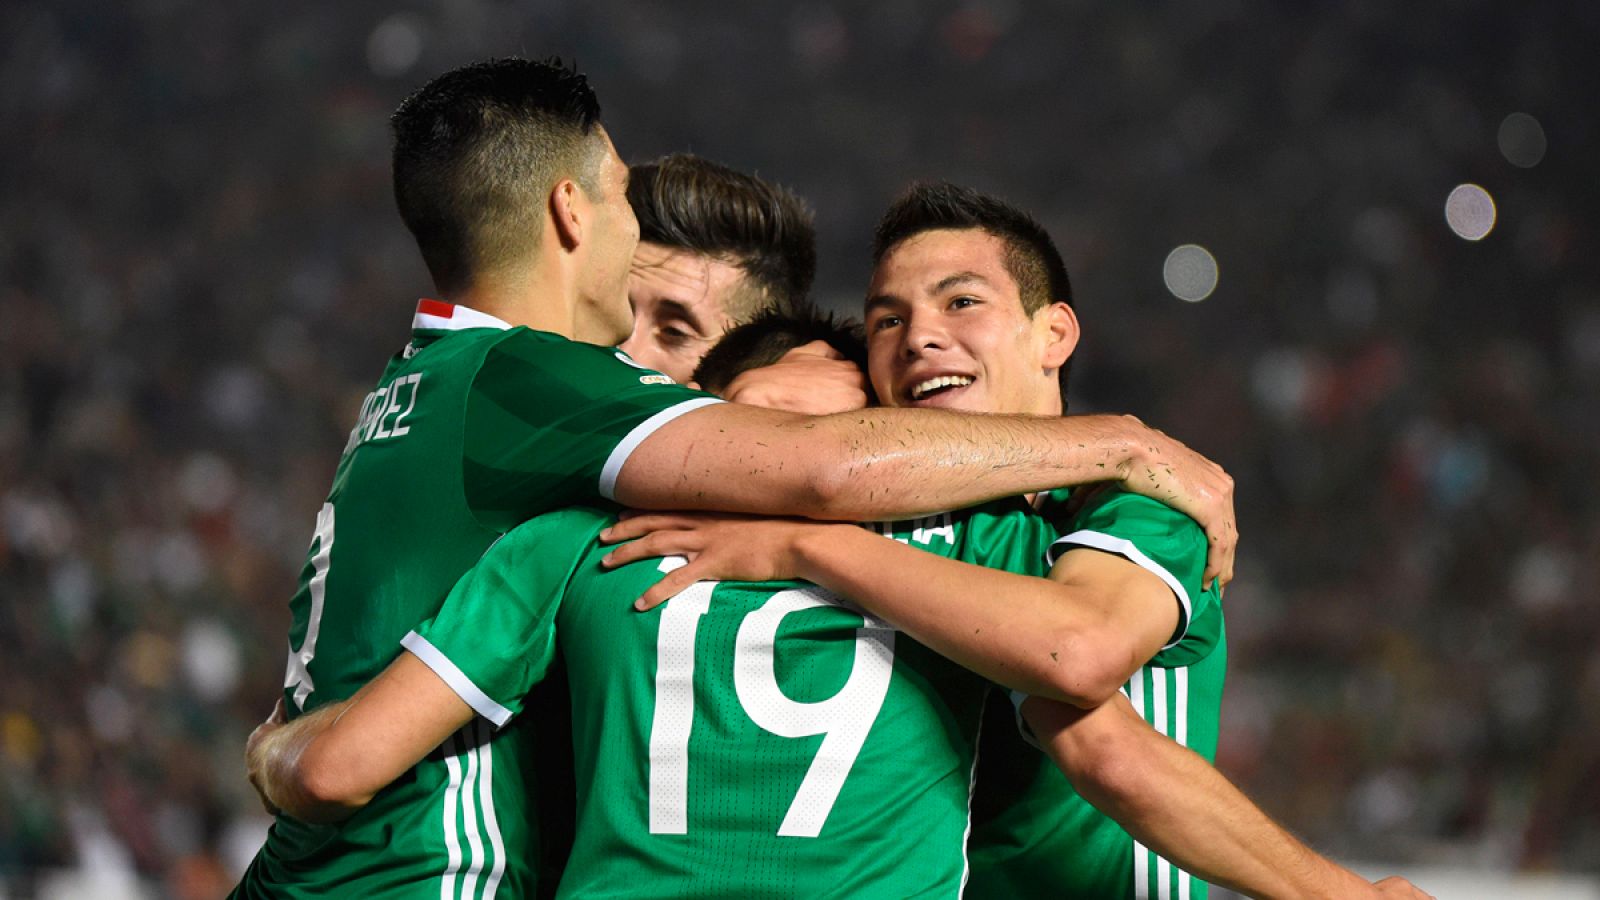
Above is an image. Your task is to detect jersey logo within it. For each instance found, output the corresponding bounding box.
[638,374,674,386]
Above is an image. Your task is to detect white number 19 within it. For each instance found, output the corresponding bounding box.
[647,565,896,838]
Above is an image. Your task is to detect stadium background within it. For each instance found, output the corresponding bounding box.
[3,1,1597,896]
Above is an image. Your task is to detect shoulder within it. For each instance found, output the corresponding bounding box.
[491,505,617,559]
[485,328,643,370]
[477,329,699,395]
[1065,485,1205,549]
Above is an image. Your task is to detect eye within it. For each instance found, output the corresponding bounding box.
[658,326,694,346]
[950,295,980,310]
[870,314,902,332]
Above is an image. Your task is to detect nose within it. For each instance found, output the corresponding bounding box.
[899,311,949,360]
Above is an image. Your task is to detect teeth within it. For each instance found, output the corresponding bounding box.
[911,375,974,400]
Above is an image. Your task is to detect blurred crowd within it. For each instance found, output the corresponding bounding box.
[2,0,1596,894]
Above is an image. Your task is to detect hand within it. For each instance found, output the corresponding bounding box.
[1118,416,1237,589]
[599,512,831,610]
[245,697,288,816]
[1372,876,1434,899]
[719,341,869,414]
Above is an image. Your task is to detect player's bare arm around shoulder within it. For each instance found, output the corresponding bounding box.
[246,653,473,824]
[613,403,1236,586]
[602,513,1174,706]
[1022,695,1433,900]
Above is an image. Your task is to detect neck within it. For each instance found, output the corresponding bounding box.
[444,252,579,337]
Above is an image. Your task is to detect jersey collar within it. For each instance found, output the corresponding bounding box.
[411,299,513,334]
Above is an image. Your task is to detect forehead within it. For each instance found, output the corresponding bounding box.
[869,229,1014,295]
[630,243,748,313]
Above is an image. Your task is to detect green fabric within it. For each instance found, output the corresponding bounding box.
[966,486,1226,900]
[234,320,710,900]
[416,501,1058,898]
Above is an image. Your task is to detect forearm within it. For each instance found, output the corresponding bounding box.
[252,653,476,824]
[791,525,1110,704]
[252,700,368,824]
[617,405,1149,521]
[1028,696,1374,900]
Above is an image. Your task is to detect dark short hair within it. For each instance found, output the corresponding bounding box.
[872,181,1075,404]
[691,310,869,399]
[391,57,604,294]
[629,154,816,323]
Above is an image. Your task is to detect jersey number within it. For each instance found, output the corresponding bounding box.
[647,569,896,838]
[283,502,334,710]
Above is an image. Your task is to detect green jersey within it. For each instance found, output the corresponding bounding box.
[409,500,1060,899]
[966,486,1226,900]
[234,300,715,900]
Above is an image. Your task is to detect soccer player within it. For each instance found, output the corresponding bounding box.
[605,184,1429,899]
[252,310,1417,898]
[617,154,813,384]
[252,283,1421,899]
[618,153,868,415]
[235,57,1237,898]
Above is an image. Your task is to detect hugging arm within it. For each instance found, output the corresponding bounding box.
[602,515,1177,706]
[247,653,474,824]
[616,403,1236,586]
[1024,695,1431,900]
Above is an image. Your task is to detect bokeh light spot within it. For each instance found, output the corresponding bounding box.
[367,14,425,78]
[1497,112,1547,168]
[1163,244,1219,302]
[1444,184,1496,241]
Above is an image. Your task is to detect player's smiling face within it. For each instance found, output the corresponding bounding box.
[864,228,1077,417]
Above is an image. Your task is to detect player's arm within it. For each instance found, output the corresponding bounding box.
[615,403,1236,586]
[1024,694,1430,900]
[600,515,1175,707]
[246,653,473,824]
[248,512,579,823]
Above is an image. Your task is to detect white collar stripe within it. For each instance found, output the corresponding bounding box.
[411,299,513,333]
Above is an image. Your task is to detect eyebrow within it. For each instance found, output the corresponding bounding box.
[863,294,901,317]
[866,270,991,313]
[932,271,990,293]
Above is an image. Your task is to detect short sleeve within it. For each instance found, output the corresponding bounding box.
[463,331,721,532]
[404,508,612,726]
[950,501,1061,578]
[1047,488,1221,666]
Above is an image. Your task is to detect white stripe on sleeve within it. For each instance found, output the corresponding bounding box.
[402,632,515,728]
[1050,530,1193,649]
[599,397,725,501]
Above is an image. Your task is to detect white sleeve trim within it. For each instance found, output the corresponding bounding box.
[598,396,725,500]
[1048,530,1193,650]
[401,631,514,728]
[1007,690,1046,752]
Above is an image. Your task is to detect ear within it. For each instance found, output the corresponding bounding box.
[549,178,584,251]
[1038,301,1080,371]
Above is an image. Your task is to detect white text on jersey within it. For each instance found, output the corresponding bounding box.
[344,372,424,453]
